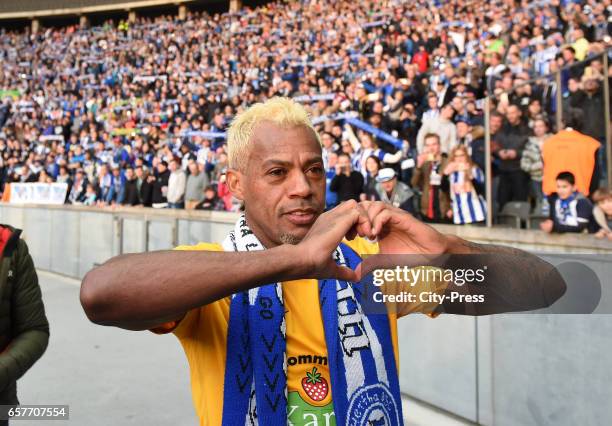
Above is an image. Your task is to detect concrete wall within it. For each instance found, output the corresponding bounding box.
[1,203,611,425]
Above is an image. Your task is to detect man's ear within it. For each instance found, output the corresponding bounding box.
[226,169,244,201]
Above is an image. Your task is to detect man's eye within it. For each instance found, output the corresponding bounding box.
[269,169,286,177]
[308,166,324,175]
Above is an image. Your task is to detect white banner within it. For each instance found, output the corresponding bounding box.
[9,183,67,205]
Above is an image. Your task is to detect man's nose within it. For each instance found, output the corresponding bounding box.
[287,171,312,198]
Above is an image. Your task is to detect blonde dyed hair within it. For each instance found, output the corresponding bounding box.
[227,97,321,171]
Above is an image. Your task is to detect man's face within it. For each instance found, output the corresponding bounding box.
[321,134,334,149]
[490,116,503,133]
[457,122,470,138]
[327,152,338,168]
[337,154,351,171]
[228,122,325,248]
[381,178,396,193]
[584,79,599,93]
[506,106,521,125]
[556,179,574,199]
[424,137,441,156]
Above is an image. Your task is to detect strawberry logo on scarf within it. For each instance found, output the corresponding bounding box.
[301,367,329,402]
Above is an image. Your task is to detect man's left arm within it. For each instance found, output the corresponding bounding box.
[431,235,567,315]
[0,239,49,391]
[359,201,567,316]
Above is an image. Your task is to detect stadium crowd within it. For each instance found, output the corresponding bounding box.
[0,0,611,236]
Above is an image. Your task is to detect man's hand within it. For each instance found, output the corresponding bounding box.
[540,219,554,233]
[360,201,449,255]
[295,200,373,282]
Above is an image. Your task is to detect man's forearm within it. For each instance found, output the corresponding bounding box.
[80,245,305,329]
[440,235,567,315]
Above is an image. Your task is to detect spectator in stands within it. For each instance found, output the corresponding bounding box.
[590,188,612,240]
[361,155,382,201]
[0,0,607,228]
[121,168,140,206]
[321,132,339,170]
[540,172,592,234]
[443,145,486,225]
[521,117,551,211]
[416,103,457,154]
[107,166,125,205]
[374,168,415,213]
[96,165,112,205]
[216,172,236,212]
[569,70,605,143]
[37,169,52,184]
[568,68,606,184]
[329,153,364,202]
[167,159,186,209]
[83,183,98,206]
[18,166,37,183]
[194,185,225,211]
[411,133,450,223]
[68,169,88,204]
[495,104,530,209]
[151,161,170,209]
[325,152,339,209]
[135,166,152,207]
[456,117,485,171]
[185,162,208,210]
[421,93,440,122]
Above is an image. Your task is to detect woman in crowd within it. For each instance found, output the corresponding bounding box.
[443,145,487,225]
[361,155,382,201]
[521,117,551,211]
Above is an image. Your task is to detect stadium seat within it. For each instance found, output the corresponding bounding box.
[496,201,531,228]
[527,213,549,230]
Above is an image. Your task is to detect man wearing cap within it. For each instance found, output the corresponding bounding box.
[375,168,416,214]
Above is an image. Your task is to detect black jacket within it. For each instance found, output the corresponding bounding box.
[151,170,170,204]
[121,179,140,206]
[495,121,529,172]
[329,171,364,202]
[0,225,49,404]
[569,88,605,141]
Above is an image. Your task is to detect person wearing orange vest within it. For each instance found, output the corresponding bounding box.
[541,126,600,197]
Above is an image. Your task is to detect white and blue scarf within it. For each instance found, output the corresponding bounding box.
[221,214,403,426]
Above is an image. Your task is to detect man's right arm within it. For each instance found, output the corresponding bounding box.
[80,200,371,331]
[80,247,303,330]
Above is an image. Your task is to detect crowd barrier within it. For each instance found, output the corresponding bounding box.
[1,203,610,425]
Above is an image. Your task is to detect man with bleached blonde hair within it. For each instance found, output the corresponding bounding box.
[80,97,565,425]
